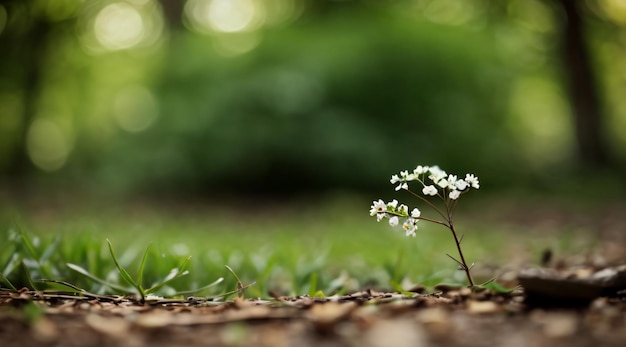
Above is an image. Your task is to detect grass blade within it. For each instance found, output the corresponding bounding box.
[173,277,224,296]
[107,239,144,298]
[146,256,191,294]
[308,272,318,297]
[136,243,152,291]
[225,265,243,287]
[0,272,17,291]
[38,279,85,293]
[20,261,38,291]
[2,253,21,278]
[225,265,245,298]
[476,278,514,293]
[40,234,61,264]
[205,281,257,301]
[16,224,39,260]
[67,263,132,292]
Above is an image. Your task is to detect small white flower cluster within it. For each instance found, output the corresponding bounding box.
[389,165,479,200]
[369,198,421,237]
[370,165,480,238]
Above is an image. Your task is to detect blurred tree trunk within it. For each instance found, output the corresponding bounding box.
[159,0,184,30]
[557,0,610,167]
[5,9,50,178]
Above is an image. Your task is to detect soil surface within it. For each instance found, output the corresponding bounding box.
[2,281,625,347]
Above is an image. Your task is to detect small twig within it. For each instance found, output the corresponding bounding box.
[446,253,466,270]
[417,216,449,228]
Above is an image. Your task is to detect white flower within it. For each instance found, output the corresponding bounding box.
[413,165,428,175]
[402,218,414,230]
[370,199,386,215]
[395,182,408,191]
[449,190,461,200]
[422,185,438,196]
[447,174,458,186]
[376,213,385,222]
[398,204,409,215]
[437,178,449,189]
[389,216,399,227]
[400,170,409,178]
[387,199,398,209]
[465,174,480,189]
[405,173,417,181]
[390,174,400,184]
[428,166,447,183]
[411,208,421,218]
[402,219,417,237]
[455,179,468,190]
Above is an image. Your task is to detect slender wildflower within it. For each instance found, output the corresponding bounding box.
[369,165,480,286]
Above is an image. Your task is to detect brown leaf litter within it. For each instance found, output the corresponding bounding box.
[1,280,626,347]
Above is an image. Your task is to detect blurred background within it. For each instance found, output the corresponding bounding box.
[2,0,626,296]
[1,0,625,201]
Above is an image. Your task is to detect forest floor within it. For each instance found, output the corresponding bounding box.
[1,196,626,347]
[1,280,625,347]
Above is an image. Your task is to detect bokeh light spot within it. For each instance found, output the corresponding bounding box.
[185,0,264,34]
[113,85,159,133]
[27,119,71,172]
[208,0,257,32]
[424,0,476,26]
[94,2,145,51]
[599,0,626,24]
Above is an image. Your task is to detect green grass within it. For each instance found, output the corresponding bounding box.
[0,195,602,298]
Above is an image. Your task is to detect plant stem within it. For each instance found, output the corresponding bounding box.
[417,216,448,227]
[448,222,474,286]
[406,189,448,221]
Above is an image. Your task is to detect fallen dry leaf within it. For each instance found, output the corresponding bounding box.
[32,317,58,342]
[363,319,427,347]
[415,306,452,338]
[467,300,500,314]
[85,313,131,338]
[307,301,356,332]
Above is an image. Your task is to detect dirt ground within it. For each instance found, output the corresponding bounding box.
[1,281,625,347]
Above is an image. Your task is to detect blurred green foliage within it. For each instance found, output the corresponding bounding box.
[117,14,515,194]
[1,0,625,197]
